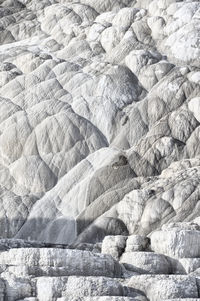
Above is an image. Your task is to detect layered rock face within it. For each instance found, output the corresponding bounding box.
[1,0,200,299]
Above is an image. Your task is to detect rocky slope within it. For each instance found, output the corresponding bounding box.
[1,0,200,299]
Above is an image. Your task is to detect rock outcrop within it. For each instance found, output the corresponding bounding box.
[1,0,200,299]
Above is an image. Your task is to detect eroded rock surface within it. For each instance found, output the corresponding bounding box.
[1,0,200,299]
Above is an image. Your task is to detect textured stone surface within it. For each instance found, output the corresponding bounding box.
[1,0,200,299]
[120,252,171,274]
[36,276,125,300]
[125,235,150,252]
[101,235,127,260]
[57,296,145,301]
[164,298,199,301]
[0,280,5,301]
[127,275,199,301]
[0,0,200,246]
[151,224,200,258]
[0,248,122,278]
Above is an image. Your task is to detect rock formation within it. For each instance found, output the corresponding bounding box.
[1,0,200,299]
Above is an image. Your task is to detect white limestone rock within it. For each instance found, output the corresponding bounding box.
[36,276,125,300]
[163,299,200,301]
[127,275,199,300]
[120,251,171,274]
[101,235,127,260]
[0,280,5,301]
[0,248,122,278]
[57,296,147,301]
[18,299,37,301]
[125,235,150,252]
[15,148,135,244]
[188,97,200,123]
[1,0,200,247]
[151,224,200,258]
[0,274,33,301]
[178,258,200,274]
[1,0,200,299]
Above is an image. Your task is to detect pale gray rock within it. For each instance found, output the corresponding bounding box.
[0,248,122,278]
[36,276,125,300]
[0,280,5,301]
[36,276,148,300]
[164,298,199,301]
[165,256,200,275]
[75,216,129,244]
[1,0,200,299]
[178,258,200,274]
[151,224,200,258]
[125,235,150,252]
[1,0,200,246]
[0,238,69,250]
[101,235,127,260]
[162,222,200,232]
[120,251,171,274]
[0,274,33,301]
[127,275,199,300]
[18,299,37,301]
[57,297,147,301]
[188,97,200,123]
